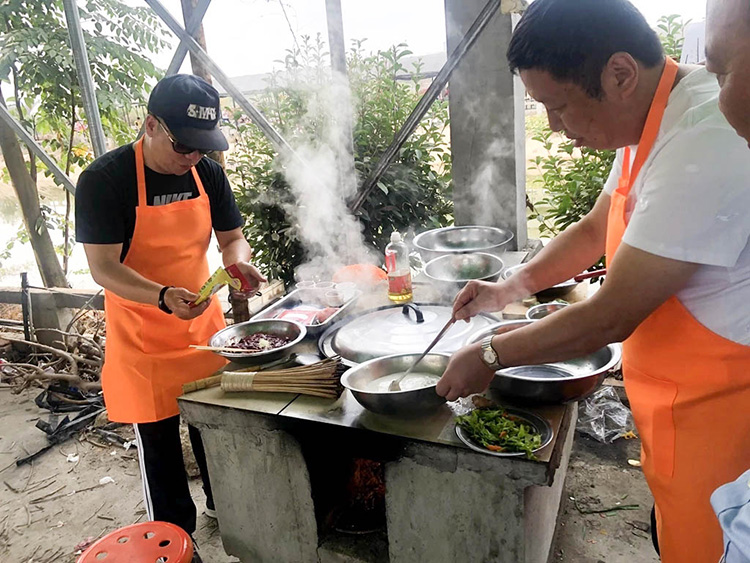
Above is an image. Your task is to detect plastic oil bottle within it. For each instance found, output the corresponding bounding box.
[385,231,413,302]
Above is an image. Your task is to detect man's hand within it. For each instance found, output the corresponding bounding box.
[164,287,210,320]
[453,280,508,322]
[233,261,267,292]
[436,342,497,401]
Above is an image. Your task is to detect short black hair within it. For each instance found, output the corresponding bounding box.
[507,0,664,99]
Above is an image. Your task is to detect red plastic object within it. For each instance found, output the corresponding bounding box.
[77,521,193,563]
[333,264,387,285]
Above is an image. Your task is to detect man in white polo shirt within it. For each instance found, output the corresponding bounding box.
[435,1,750,561]
[705,1,750,562]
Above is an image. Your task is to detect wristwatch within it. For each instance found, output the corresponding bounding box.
[479,335,505,371]
[158,286,174,315]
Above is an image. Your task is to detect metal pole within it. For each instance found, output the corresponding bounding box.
[62,0,107,158]
[144,0,295,158]
[349,0,503,212]
[0,104,77,195]
[325,0,348,75]
[324,0,356,185]
[20,272,34,342]
[166,0,212,76]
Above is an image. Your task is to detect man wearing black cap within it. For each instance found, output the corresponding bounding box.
[75,74,265,558]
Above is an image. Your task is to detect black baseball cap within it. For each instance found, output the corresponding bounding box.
[147,74,228,152]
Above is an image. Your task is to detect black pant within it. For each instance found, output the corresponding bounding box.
[133,415,213,534]
[651,504,660,556]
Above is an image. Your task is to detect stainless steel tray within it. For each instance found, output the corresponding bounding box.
[250,288,361,336]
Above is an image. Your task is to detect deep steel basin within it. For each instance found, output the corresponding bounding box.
[413,226,514,263]
[340,353,449,416]
[209,319,306,365]
[423,252,504,295]
[466,320,621,404]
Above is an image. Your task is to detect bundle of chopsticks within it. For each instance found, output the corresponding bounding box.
[182,356,344,399]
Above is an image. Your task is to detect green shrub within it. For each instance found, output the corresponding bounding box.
[657,14,691,61]
[528,127,615,237]
[226,37,453,285]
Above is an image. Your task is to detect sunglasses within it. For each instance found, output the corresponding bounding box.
[156,118,210,156]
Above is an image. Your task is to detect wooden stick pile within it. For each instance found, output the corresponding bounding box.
[183,356,344,399]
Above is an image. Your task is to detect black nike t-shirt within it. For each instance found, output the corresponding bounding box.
[75,144,243,262]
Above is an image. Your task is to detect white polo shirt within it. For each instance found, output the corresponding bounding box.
[603,67,750,345]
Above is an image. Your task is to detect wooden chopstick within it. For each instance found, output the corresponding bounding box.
[189,344,258,354]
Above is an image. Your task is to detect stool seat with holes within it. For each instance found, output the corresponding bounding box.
[77,521,194,563]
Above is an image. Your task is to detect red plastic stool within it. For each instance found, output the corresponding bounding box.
[77,521,193,563]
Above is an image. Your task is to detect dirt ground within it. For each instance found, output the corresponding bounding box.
[0,387,657,563]
[0,389,235,563]
[550,433,658,563]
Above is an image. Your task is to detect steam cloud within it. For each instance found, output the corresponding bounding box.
[272,68,383,283]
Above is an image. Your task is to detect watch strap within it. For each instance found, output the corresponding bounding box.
[158,286,174,315]
[480,335,504,370]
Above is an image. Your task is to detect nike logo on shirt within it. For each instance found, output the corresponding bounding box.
[153,192,193,206]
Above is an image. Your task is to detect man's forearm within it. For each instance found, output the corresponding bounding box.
[92,261,163,306]
[220,237,253,268]
[520,219,605,294]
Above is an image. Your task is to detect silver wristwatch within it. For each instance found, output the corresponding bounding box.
[480,335,505,371]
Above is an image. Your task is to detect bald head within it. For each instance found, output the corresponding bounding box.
[706,0,750,143]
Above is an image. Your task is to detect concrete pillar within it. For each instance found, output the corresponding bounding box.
[445,0,527,250]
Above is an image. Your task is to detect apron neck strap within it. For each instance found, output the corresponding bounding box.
[190,166,207,198]
[134,137,148,207]
[134,136,206,205]
[630,57,680,185]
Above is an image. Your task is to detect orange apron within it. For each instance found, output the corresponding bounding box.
[101,138,227,423]
[606,57,750,562]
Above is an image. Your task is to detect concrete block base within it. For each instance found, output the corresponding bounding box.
[184,400,575,563]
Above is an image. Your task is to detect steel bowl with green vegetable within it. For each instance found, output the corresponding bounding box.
[455,405,553,459]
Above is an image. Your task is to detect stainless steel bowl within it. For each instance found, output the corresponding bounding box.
[455,407,554,457]
[341,353,448,416]
[503,263,578,300]
[209,319,306,365]
[423,253,504,294]
[526,302,569,320]
[413,226,514,263]
[466,320,621,404]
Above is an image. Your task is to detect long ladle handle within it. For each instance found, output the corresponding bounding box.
[391,317,455,389]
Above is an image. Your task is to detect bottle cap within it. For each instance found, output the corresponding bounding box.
[390,231,402,243]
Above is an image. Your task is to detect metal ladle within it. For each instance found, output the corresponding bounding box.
[388,317,456,392]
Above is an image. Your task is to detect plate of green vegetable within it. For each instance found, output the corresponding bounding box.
[454,404,553,459]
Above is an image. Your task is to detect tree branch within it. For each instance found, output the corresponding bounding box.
[0,363,101,392]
